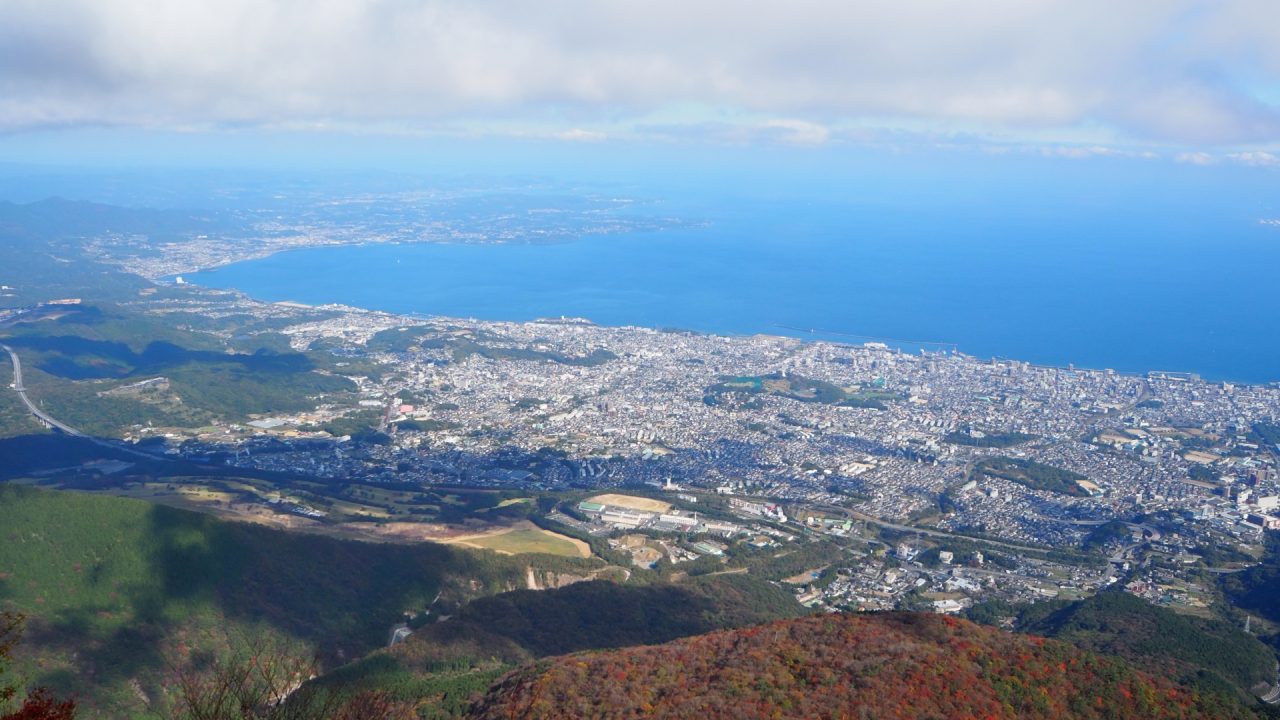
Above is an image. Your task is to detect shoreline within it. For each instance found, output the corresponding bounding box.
[157,247,1280,389]
[200,286,1280,390]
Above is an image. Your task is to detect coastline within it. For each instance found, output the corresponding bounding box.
[162,240,1280,388]
[197,284,1280,390]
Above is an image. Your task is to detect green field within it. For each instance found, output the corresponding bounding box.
[462,527,588,557]
[0,484,601,718]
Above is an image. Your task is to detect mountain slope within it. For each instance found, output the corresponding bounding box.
[469,612,1255,720]
[1017,591,1276,704]
[0,484,596,718]
[314,575,806,718]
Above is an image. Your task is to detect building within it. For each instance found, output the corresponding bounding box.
[1246,513,1280,531]
[692,541,725,557]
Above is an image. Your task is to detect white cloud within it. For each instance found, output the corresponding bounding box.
[1175,152,1217,165]
[554,128,607,143]
[1041,145,1113,159]
[759,120,830,146]
[1015,144,1158,160]
[1228,151,1280,167]
[0,0,1278,147]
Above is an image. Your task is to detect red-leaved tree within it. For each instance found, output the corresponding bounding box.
[1,612,76,720]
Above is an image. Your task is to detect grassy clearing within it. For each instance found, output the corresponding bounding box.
[450,523,591,558]
[0,483,590,718]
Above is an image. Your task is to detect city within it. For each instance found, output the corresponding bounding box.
[15,287,1270,621]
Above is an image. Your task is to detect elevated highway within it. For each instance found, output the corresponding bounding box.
[3,343,85,436]
[4,343,156,460]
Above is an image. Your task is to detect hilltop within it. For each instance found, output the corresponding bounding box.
[468,612,1256,719]
[315,575,804,717]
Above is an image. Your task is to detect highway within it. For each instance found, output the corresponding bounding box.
[3,344,175,461]
[3,343,85,436]
[820,503,1161,572]
[812,503,1054,555]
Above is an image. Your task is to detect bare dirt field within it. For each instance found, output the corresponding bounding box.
[586,493,672,513]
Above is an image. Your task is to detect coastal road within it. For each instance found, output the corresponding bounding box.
[3,343,85,436]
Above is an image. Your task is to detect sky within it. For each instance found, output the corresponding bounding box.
[0,0,1279,169]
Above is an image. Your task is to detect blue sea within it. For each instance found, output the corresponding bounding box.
[191,180,1280,384]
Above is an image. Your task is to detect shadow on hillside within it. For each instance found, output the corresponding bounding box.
[320,574,802,696]
[8,495,515,703]
[0,426,803,705]
[0,435,141,480]
[445,581,723,657]
[74,499,534,684]
[36,611,169,692]
[4,335,315,380]
[0,434,349,487]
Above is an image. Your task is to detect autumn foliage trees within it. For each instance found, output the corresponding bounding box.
[469,612,1254,720]
[1,612,76,720]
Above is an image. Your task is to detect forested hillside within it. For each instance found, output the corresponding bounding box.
[1016,591,1276,704]
[313,575,805,718]
[1,304,358,436]
[469,612,1256,719]
[0,485,596,718]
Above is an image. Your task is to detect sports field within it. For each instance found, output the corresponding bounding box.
[586,493,672,513]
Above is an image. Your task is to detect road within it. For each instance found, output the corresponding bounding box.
[813,504,1053,555]
[1033,517,1163,565]
[3,343,85,436]
[830,502,1158,569]
[3,343,158,460]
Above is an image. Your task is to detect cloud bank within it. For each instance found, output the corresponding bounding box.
[1,0,1278,147]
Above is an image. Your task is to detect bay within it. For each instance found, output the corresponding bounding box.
[191,198,1280,383]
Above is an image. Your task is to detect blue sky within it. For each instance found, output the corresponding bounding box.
[0,1,1278,171]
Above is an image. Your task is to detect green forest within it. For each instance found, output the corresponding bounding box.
[318,575,805,718]
[1,305,359,436]
[973,456,1091,497]
[1011,591,1275,705]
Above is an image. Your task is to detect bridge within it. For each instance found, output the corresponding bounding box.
[3,343,85,436]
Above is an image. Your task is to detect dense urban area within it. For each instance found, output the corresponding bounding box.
[4,190,1280,718]
[7,283,1280,622]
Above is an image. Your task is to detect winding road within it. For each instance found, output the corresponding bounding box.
[2,343,84,436]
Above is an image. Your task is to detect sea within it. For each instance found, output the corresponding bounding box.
[190,190,1280,384]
